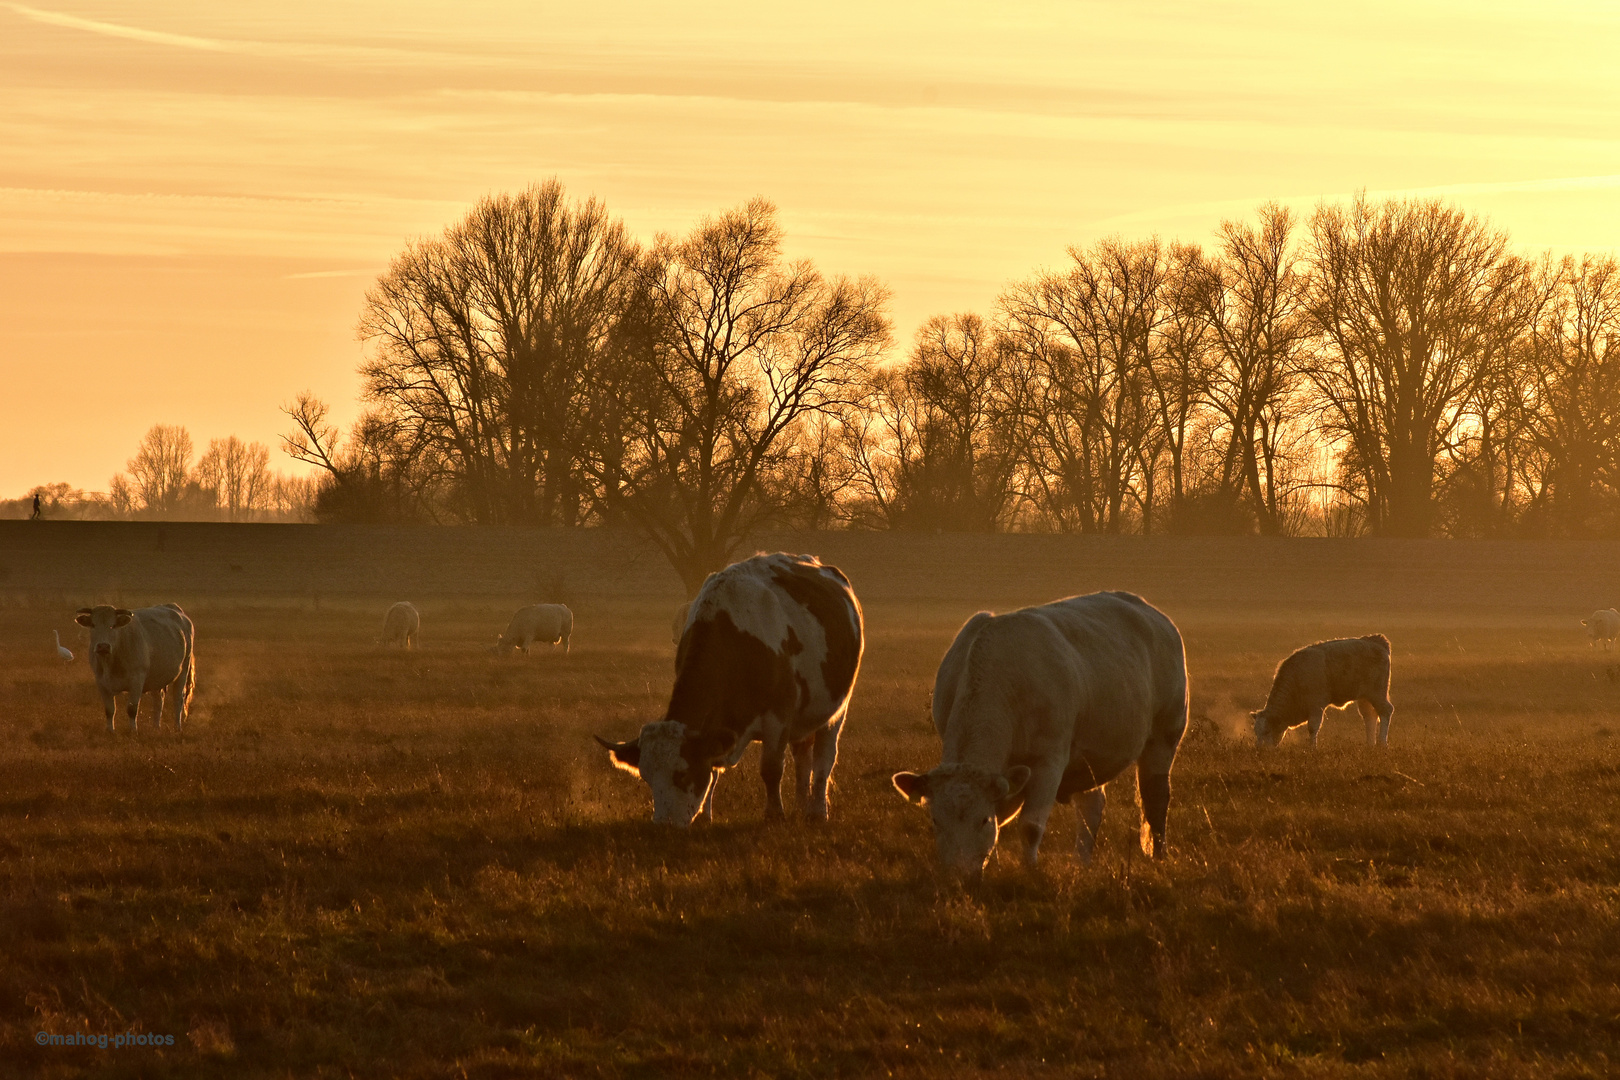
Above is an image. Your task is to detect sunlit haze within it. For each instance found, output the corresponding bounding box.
[4,0,1618,494]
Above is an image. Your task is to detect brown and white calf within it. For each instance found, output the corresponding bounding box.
[892,591,1188,878]
[1251,634,1394,748]
[597,553,864,826]
[75,603,196,733]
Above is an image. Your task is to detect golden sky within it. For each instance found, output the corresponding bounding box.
[3,0,1619,494]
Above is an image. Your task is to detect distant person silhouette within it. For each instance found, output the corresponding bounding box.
[30,493,41,520]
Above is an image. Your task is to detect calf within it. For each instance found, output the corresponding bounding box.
[1251,635,1393,748]
[893,591,1188,878]
[75,603,195,733]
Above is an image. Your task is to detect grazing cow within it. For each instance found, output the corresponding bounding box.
[75,603,195,733]
[381,601,420,649]
[1252,635,1393,749]
[596,553,864,826]
[1583,609,1620,651]
[671,601,691,647]
[496,604,572,655]
[892,591,1187,877]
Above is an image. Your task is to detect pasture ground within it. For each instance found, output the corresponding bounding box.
[1,535,1618,1078]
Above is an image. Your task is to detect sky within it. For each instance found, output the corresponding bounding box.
[3,0,1619,495]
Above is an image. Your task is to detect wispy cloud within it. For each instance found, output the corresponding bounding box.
[8,3,234,52]
[1088,174,1620,233]
[4,2,486,67]
[282,268,380,279]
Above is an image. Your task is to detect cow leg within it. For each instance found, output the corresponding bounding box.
[1307,706,1327,748]
[1357,700,1379,746]
[1138,768,1172,858]
[1013,764,1064,868]
[126,685,144,733]
[100,688,117,734]
[790,736,814,818]
[1374,699,1394,746]
[760,733,789,821]
[1075,787,1106,866]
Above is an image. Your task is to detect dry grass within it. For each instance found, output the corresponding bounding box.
[1,576,1618,1077]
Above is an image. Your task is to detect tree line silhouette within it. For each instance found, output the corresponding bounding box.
[279,179,1620,586]
[9,426,313,523]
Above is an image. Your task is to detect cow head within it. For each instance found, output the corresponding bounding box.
[75,605,132,658]
[892,764,1031,878]
[1251,708,1290,748]
[595,721,734,826]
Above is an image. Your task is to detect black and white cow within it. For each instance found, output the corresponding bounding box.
[597,553,864,826]
[893,591,1188,878]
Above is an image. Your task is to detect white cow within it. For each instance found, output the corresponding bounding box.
[1583,609,1620,650]
[496,603,573,655]
[75,603,196,734]
[381,601,420,648]
[597,553,865,826]
[893,591,1187,878]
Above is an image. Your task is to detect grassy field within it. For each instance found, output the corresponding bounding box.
[2,547,1618,1078]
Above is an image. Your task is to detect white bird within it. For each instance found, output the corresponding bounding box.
[54,631,73,663]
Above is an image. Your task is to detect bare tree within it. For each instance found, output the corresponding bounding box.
[196,436,273,521]
[1001,238,1166,533]
[359,180,642,525]
[1192,204,1311,535]
[1305,196,1535,536]
[121,424,193,517]
[843,313,1027,531]
[598,198,890,594]
[1520,255,1620,534]
[1146,242,1217,529]
[281,393,444,523]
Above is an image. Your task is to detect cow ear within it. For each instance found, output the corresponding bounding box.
[995,766,1032,825]
[112,609,133,628]
[686,729,736,768]
[594,735,641,777]
[75,608,94,627]
[892,771,931,805]
[1001,766,1031,800]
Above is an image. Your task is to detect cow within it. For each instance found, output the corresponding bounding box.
[75,603,195,734]
[892,591,1187,879]
[1251,635,1393,749]
[1583,609,1620,651]
[381,601,420,649]
[596,552,864,826]
[495,603,572,655]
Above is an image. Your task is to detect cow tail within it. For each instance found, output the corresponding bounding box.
[176,624,197,724]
